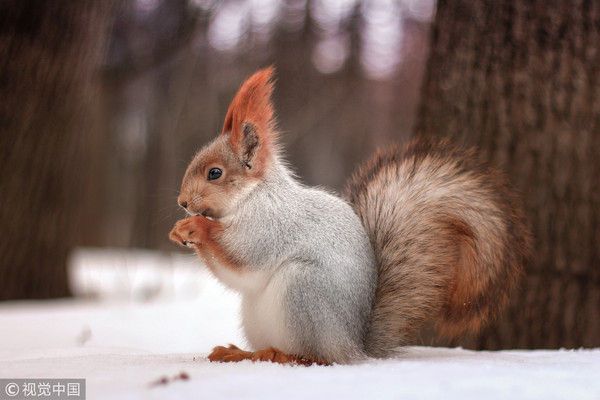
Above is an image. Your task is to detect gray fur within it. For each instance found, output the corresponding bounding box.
[223,159,378,364]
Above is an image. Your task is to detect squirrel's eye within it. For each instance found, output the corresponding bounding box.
[207,168,222,181]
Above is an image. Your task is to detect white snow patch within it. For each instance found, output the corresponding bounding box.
[0,248,598,399]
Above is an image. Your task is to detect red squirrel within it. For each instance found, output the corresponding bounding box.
[169,67,531,365]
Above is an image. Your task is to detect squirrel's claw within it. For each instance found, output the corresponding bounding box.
[169,220,199,247]
[170,215,221,250]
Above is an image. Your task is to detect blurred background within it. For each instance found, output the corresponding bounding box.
[86,0,434,249]
[1,0,598,351]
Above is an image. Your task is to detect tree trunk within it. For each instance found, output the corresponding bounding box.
[0,1,114,299]
[416,0,600,348]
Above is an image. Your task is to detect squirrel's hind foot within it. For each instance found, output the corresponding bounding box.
[207,344,329,366]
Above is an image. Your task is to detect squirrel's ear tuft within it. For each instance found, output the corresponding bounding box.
[221,67,277,160]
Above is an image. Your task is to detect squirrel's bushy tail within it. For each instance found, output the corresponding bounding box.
[345,137,531,358]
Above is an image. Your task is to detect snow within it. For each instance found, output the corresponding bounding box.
[1,248,598,400]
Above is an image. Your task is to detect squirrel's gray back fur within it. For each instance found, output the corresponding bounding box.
[221,158,378,364]
[346,137,531,358]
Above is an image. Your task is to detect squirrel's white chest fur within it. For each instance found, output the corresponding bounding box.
[210,259,292,352]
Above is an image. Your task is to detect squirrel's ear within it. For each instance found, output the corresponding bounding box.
[221,66,277,170]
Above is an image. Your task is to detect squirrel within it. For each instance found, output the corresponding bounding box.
[169,67,531,366]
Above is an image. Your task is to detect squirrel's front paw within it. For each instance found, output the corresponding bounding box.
[169,216,207,247]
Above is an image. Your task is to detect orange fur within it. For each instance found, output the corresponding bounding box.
[437,217,484,339]
[177,137,260,220]
[222,66,275,140]
[221,67,277,177]
[169,216,242,272]
[208,344,329,366]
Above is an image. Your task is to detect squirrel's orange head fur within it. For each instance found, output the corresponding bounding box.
[177,67,278,219]
[221,66,277,150]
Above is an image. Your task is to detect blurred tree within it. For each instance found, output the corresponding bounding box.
[0,0,435,297]
[0,1,115,299]
[94,0,433,250]
[416,0,600,348]
[98,0,206,250]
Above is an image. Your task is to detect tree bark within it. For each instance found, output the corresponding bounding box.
[0,1,115,299]
[416,0,600,348]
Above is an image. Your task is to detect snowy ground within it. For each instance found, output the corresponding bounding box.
[1,248,598,400]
